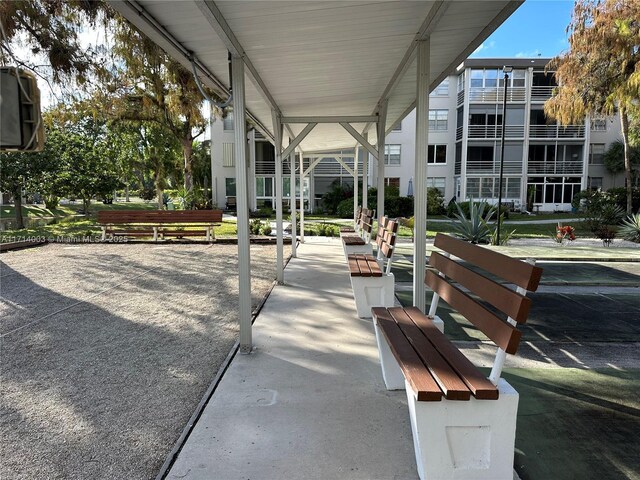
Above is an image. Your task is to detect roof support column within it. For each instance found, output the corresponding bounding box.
[353,145,359,223]
[362,133,369,210]
[377,100,388,222]
[413,38,430,313]
[299,150,305,243]
[231,53,252,353]
[272,111,284,284]
[289,150,297,258]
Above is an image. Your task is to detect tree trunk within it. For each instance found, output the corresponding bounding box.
[182,137,194,193]
[13,192,25,229]
[620,109,633,214]
[125,184,130,202]
[83,197,91,215]
[155,170,164,210]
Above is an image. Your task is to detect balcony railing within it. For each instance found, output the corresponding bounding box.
[530,86,556,102]
[529,124,585,139]
[467,125,525,139]
[527,161,584,175]
[457,89,464,106]
[468,87,527,103]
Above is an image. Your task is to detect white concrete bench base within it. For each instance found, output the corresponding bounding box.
[406,378,518,480]
[373,315,444,390]
[343,243,373,260]
[350,273,395,318]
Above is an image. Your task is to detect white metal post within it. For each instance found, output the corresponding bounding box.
[353,145,359,223]
[209,102,216,207]
[377,101,388,223]
[299,149,305,243]
[362,132,369,210]
[272,110,284,284]
[290,151,297,258]
[231,54,252,353]
[413,39,430,313]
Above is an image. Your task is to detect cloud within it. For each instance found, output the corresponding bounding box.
[473,40,496,55]
[515,49,542,58]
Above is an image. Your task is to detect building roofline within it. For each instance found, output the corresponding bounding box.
[459,57,553,70]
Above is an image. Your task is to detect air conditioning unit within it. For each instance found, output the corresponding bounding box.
[0,67,45,152]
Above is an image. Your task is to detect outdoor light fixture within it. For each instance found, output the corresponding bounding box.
[496,65,512,245]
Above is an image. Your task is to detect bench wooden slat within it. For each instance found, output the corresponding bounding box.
[348,254,360,275]
[425,270,521,354]
[342,235,366,246]
[434,233,543,292]
[387,307,471,400]
[373,308,443,401]
[403,307,500,400]
[430,252,532,324]
[355,255,371,276]
[380,241,393,259]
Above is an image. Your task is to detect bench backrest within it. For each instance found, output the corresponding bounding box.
[375,216,399,274]
[358,208,375,241]
[427,233,543,383]
[98,209,223,224]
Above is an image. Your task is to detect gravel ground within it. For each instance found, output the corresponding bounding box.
[0,243,289,480]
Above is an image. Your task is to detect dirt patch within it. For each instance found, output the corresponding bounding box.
[0,243,289,479]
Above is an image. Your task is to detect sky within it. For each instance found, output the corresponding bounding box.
[471,0,574,59]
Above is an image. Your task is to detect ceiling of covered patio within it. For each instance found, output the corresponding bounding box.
[109,0,522,152]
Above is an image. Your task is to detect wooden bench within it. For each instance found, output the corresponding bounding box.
[371,233,543,480]
[341,208,375,257]
[98,210,223,242]
[339,206,361,234]
[346,218,398,318]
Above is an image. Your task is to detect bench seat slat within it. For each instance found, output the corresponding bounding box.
[387,307,471,400]
[403,307,499,400]
[434,233,543,292]
[430,252,532,324]
[348,254,382,277]
[373,308,443,401]
[342,236,366,246]
[425,270,521,354]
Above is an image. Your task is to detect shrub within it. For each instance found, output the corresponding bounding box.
[619,213,640,243]
[336,198,355,217]
[427,188,445,215]
[451,199,495,244]
[249,219,262,235]
[261,222,272,235]
[321,180,353,214]
[252,207,273,218]
[605,187,640,214]
[316,223,338,237]
[386,196,414,217]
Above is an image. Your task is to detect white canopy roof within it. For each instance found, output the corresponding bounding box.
[109,0,522,152]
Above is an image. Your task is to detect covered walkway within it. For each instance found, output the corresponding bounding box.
[166,238,420,479]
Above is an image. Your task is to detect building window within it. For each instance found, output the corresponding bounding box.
[457,72,465,92]
[429,109,448,131]
[384,177,400,188]
[427,177,446,195]
[527,176,581,204]
[384,144,401,165]
[222,143,235,167]
[466,177,521,199]
[589,144,605,164]
[223,111,234,131]
[225,178,236,197]
[392,121,402,131]
[588,177,603,190]
[591,117,607,131]
[255,177,274,198]
[431,79,449,96]
[428,145,447,164]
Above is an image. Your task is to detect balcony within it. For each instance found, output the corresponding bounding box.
[457,89,464,106]
[529,124,585,139]
[531,86,555,102]
[468,86,526,103]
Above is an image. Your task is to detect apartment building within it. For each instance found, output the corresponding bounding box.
[382,58,622,212]
[210,58,621,213]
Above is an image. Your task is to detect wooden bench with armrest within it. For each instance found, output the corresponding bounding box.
[98,210,223,242]
[339,206,362,234]
[371,233,543,480]
[341,208,376,257]
[346,218,399,318]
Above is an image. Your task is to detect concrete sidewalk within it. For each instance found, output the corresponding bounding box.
[167,238,419,480]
